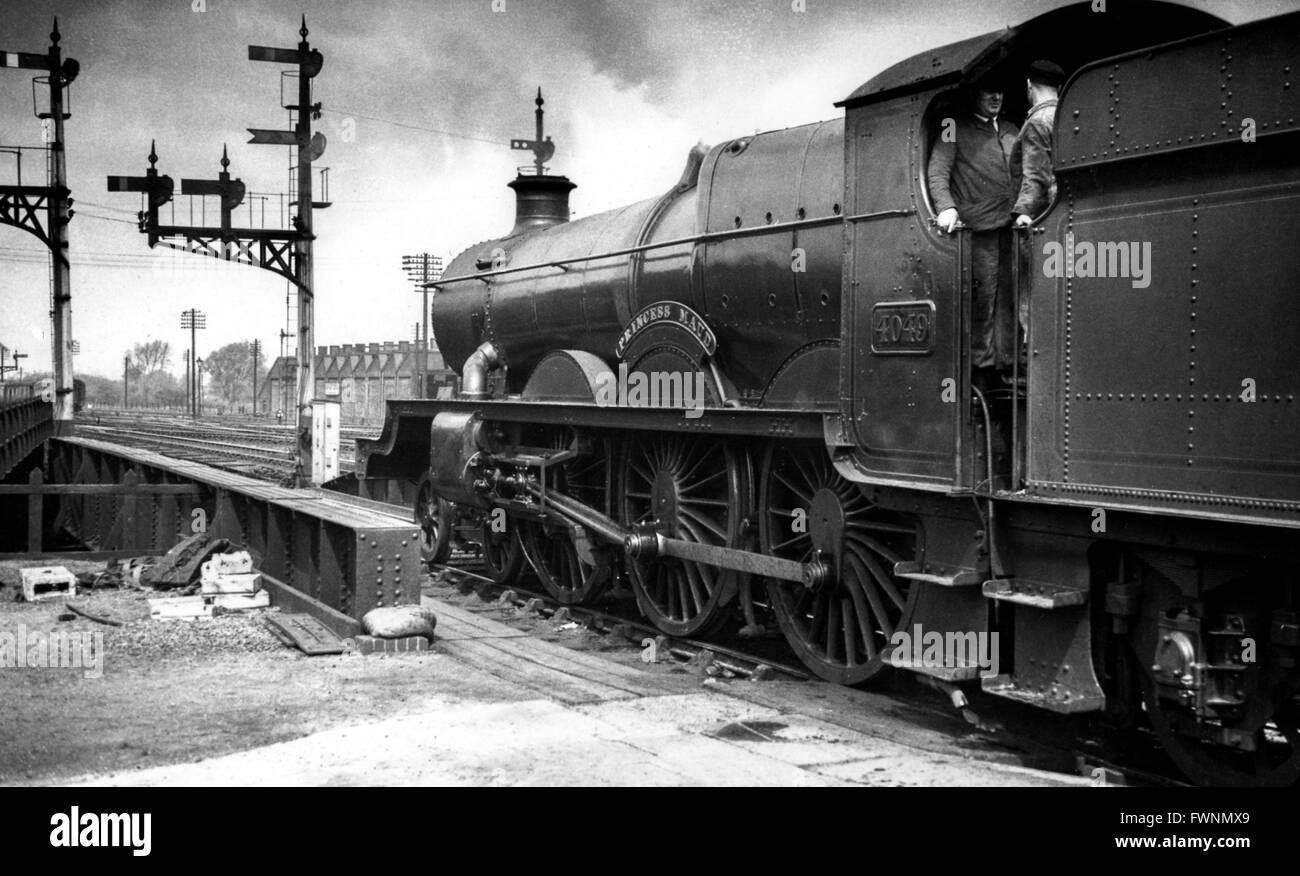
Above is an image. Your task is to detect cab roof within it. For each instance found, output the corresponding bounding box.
[837,1,1228,110]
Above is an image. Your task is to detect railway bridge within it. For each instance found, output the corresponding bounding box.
[0,401,422,633]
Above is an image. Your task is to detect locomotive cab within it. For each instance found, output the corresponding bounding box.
[839,0,1228,496]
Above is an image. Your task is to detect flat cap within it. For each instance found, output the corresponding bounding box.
[1028,59,1066,87]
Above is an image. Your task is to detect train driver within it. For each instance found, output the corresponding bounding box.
[927,75,1018,385]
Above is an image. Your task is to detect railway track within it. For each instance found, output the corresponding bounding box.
[437,560,809,682]
[429,550,1191,788]
[77,423,297,481]
[76,412,378,482]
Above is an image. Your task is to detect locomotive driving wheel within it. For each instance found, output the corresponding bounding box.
[414,474,453,566]
[1134,591,1300,786]
[1123,573,1300,786]
[1139,673,1300,787]
[760,442,916,686]
[518,432,615,605]
[619,433,747,637]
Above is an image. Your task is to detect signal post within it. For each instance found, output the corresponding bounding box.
[107,18,327,483]
[0,20,80,429]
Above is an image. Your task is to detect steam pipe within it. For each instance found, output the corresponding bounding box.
[461,341,500,400]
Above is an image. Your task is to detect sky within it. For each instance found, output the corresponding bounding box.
[1,0,1296,380]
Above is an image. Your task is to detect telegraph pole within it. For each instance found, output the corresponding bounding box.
[413,321,421,386]
[251,338,261,414]
[181,308,205,418]
[278,328,293,418]
[123,354,129,408]
[402,252,443,396]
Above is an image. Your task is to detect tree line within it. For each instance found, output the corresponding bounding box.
[78,339,270,412]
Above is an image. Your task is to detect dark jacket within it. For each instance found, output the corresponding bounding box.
[1010,98,1058,218]
[927,112,1015,232]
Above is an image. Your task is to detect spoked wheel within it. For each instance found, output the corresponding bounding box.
[414,474,453,566]
[760,442,916,685]
[1138,654,1300,787]
[480,517,526,586]
[518,432,615,605]
[619,434,747,637]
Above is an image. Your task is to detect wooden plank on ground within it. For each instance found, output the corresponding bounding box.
[265,613,346,655]
[428,598,682,704]
[259,573,363,638]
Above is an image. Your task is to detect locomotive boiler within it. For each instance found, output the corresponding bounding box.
[433,117,846,409]
[359,1,1300,785]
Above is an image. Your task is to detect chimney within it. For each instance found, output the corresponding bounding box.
[508,174,576,236]
[506,87,576,236]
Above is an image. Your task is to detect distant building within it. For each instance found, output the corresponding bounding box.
[259,341,457,425]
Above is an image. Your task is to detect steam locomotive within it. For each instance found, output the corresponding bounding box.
[359,2,1300,785]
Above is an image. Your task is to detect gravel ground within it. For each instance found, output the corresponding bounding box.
[0,559,286,660]
[0,559,1089,787]
[0,558,494,784]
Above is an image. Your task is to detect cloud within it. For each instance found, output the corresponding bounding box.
[550,0,664,94]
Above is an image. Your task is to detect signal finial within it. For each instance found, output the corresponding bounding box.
[300,15,309,40]
[51,17,61,46]
[148,139,158,169]
[221,143,230,171]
